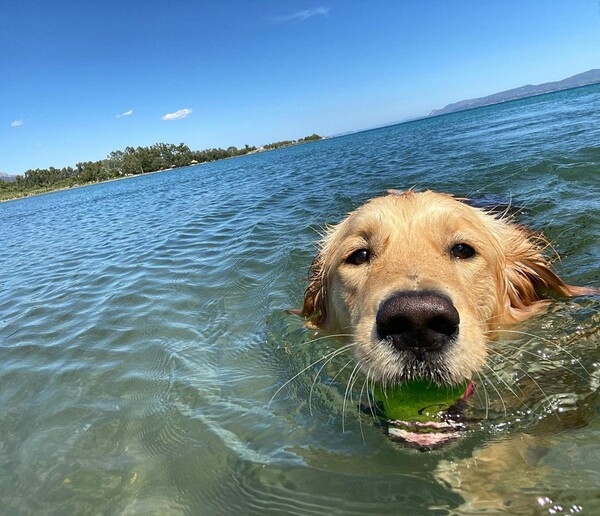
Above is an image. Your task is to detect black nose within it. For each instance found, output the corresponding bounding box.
[376,291,460,355]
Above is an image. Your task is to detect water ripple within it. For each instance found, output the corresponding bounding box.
[1,85,599,514]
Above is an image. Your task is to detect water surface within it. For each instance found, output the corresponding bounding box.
[1,85,599,514]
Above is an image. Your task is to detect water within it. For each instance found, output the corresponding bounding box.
[1,85,599,514]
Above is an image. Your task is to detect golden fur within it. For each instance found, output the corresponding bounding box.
[300,190,594,386]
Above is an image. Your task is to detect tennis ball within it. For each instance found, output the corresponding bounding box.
[374,380,471,423]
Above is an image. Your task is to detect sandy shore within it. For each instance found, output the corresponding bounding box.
[0,165,192,204]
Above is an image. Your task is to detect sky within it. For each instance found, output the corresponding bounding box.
[1,1,599,175]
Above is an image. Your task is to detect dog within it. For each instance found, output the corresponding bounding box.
[299,189,595,389]
[296,189,597,507]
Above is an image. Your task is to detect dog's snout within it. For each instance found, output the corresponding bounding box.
[376,291,460,355]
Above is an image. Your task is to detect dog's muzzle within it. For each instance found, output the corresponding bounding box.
[376,291,460,357]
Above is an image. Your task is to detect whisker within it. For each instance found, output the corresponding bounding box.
[499,342,587,383]
[483,360,541,419]
[488,349,561,419]
[269,343,353,408]
[325,356,356,421]
[366,369,379,422]
[480,365,508,417]
[357,376,369,443]
[486,347,565,419]
[519,369,560,420]
[487,330,590,383]
[475,371,490,420]
[469,167,526,197]
[347,365,364,409]
[470,377,487,409]
[486,328,590,376]
[485,354,545,419]
[342,363,362,433]
[485,351,526,395]
[300,333,354,346]
[308,344,354,415]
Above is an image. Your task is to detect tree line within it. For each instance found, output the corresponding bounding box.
[0,134,323,201]
[262,133,322,150]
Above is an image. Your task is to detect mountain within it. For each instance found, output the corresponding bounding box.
[429,69,600,117]
[0,172,16,182]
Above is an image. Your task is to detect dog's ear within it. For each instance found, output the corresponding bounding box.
[500,227,596,323]
[299,254,328,327]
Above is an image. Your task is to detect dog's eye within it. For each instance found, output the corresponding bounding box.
[346,248,370,265]
[450,243,476,259]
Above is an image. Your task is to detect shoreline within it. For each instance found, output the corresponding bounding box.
[0,136,325,204]
[0,166,181,204]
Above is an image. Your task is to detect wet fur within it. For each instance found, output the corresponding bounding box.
[300,190,595,387]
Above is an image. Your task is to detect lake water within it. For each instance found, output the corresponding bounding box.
[1,85,599,514]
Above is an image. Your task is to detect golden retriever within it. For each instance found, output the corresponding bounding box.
[300,189,595,388]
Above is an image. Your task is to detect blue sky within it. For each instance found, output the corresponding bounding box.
[1,1,599,175]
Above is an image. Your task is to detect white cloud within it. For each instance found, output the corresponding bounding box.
[274,7,330,22]
[11,120,23,127]
[117,109,133,118]
[162,108,193,121]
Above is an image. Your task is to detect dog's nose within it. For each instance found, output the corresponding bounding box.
[376,291,459,355]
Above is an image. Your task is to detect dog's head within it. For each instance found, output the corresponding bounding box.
[301,190,593,387]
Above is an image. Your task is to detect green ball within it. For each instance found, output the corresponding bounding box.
[373,380,470,422]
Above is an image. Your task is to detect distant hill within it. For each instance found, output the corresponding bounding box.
[0,172,16,182]
[429,69,600,117]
